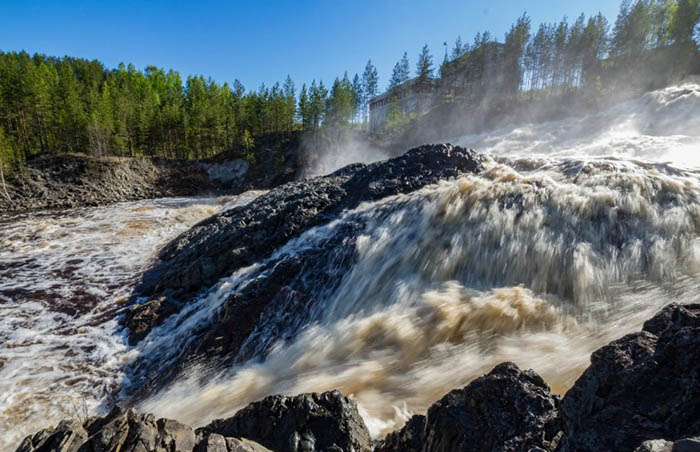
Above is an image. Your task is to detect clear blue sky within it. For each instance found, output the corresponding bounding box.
[1,1,620,92]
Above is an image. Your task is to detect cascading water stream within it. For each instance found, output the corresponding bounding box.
[137,156,700,437]
[3,79,700,449]
[134,79,700,435]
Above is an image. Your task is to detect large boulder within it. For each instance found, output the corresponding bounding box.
[123,144,484,345]
[14,406,271,452]
[375,362,563,452]
[16,419,88,452]
[121,145,484,400]
[559,303,700,451]
[201,390,372,452]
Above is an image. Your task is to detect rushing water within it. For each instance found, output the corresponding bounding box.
[136,80,700,437]
[3,80,700,449]
[0,193,262,450]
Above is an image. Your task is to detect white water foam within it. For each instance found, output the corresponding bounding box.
[137,80,700,438]
[0,192,262,450]
[7,79,700,447]
[139,157,700,437]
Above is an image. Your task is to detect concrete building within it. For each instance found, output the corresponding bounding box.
[439,41,506,102]
[369,42,506,131]
[368,77,438,132]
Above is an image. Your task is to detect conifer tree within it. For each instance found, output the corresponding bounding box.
[452,36,466,59]
[298,83,310,130]
[416,44,434,79]
[388,62,404,89]
[388,52,411,89]
[399,52,411,82]
[283,75,296,132]
[351,73,363,123]
[361,60,379,122]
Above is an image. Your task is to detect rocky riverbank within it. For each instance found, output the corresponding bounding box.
[0,133,302,214]
[16,303,700,452]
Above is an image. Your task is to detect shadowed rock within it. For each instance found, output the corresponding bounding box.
[16,304,700,451]
[375,362,563,452]
[560,303,700,451]
[201,390,372,452]
[15,405,272,452]
[16,390,369,452]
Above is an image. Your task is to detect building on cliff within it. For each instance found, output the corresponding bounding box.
[368,77,438,131]
[439,41,506,102]
[369,42,506,131]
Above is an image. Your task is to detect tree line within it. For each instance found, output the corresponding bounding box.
[0,52,381,171]
[383,0,699,100]
[372,0,699,139]
[1,0,699,173]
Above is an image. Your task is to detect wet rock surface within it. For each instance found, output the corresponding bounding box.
[123,144,484,345]
[375,362,563,452]
[559,303,700,452]
[121,144,484,398]
[201,391,372,452]
[376,303,700,452]
[15,392,367,452]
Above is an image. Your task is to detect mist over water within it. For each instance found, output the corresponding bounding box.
[4,80,700,449]
[455,78,700,166]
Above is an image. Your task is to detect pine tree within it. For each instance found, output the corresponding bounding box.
[283,75,296,132]
[388,52,411,89]
[612,0,653,59]
[399,52,411,81]
[298,83,310,130]
[351,73,363,123]
[388,62,404,89]
[361,60,379,123]
[504,13,531,95]
[416,44,434,79]
[452,36,466,59]
[669,0,700,44]
[581,13,610,89]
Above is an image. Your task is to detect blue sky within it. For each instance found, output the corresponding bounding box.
[1,1,620,92]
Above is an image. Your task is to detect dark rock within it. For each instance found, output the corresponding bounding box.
[673,438,700,452]
[15,406,198,452]
[0,155,212,214]
[124,144,484,344]
[375,362,563,452]
[0,132,304,215]
[15,419,88,452]
[194,432,272,452]
[82,406,196,452]
[121,144,483,400]
[560,303,700,452]
[194,432,230,452]
[374,415,425,452]
[201,390,372,452]
[223,437,274,452]
[15,405,274,452]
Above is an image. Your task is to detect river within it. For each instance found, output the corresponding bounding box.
[2,80,700,450]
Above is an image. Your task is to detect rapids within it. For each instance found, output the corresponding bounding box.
[137,79,700,436]
[2,79,700,449]
[0,192,262,450]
